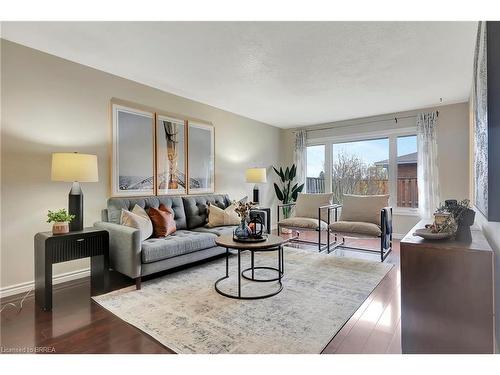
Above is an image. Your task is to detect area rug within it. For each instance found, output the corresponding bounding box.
[93,247,392,354]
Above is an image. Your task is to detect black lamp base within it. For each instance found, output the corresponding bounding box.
[253,185,260,205]
[69,182,83,231]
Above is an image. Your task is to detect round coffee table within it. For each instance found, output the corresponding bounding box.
[214,234,288,300]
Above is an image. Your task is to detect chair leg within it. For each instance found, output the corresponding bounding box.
[327,230,330,253]
[135,277,142,290]
[318,228,321,252]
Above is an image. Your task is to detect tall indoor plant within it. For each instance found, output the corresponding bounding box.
[273,164,305,219]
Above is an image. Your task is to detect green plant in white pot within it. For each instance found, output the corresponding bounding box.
[47,209,75,234]
[273,164,304,228]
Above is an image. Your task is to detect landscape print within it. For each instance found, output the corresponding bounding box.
[188,122,214,193]
[113,104,155,196]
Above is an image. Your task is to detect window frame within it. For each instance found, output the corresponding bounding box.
[305,143,327,193]
[307,126,419,216]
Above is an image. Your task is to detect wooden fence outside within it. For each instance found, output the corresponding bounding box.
[306,177,418,208]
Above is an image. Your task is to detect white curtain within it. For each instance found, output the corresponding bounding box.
[417,112,440,218]
[294,130,307,187]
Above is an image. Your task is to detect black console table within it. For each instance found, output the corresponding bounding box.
[34,228,110,311]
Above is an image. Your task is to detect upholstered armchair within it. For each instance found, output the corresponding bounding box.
[277,193,341,252]
[328,194,392,262]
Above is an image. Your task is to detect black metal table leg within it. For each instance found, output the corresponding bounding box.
[238,250,241,298]
[282,246,285,275]
[251,251,255,279]
[225,247,229,277]
[278,246,282,282]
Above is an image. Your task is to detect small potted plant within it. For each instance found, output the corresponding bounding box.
[47,209,75,234]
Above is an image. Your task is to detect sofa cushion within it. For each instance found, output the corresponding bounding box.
[147,205,176,237]
[295,193,334,221]
[107,196,187,229]
[339,194,389,226]
[207,202,240,227]
[182,194,231,229]
[278,217,328,230]
[329,221,381,237]
[191,225,238,237]
[141,230,217,264]
[120,205,153,242]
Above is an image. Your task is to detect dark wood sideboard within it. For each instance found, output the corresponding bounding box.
[400,220,494,353]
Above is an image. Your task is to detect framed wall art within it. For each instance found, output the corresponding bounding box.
[156,114,187,195]
[187,121,215,194]
[472,21,488,218]
[111,103,155,197]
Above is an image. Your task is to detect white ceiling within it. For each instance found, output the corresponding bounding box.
[2,21,477,128]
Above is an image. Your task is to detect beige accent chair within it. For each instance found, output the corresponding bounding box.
[329,194,393,262]
[277,193,340,252]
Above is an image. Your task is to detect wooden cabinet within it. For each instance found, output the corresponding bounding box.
[400,220,494,353]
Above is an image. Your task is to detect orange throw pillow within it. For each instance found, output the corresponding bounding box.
[147,205,177,237]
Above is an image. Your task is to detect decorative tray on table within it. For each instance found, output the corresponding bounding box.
[232,234,269,243]
[413,228,453,240]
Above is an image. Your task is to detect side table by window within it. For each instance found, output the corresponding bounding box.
[249,207,271,234]
[34,228,110,311]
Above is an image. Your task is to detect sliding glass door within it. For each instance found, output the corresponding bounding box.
[305,130,419,212]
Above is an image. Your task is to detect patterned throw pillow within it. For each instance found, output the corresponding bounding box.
[147,204,177,237]
[120,204,153,241]
[206,202,241,227]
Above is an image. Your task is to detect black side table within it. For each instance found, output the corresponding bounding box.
[34,228,110,311]
[250,207,271,234]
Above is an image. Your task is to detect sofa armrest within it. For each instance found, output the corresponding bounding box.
[318,204,342,223]
[94,221,142,279]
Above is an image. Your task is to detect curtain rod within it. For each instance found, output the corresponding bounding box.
[293,110,439,133]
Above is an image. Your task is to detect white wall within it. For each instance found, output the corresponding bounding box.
[281,102,471,236]
[0,40,282,294]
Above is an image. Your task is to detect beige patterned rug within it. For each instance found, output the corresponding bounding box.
[93,247,392,354]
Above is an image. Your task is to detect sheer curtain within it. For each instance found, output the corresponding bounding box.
[294,130,307,187]
[417,111,440,218]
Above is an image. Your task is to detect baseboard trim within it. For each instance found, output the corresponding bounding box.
[0,268,90,299]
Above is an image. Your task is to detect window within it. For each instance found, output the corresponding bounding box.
[331,138,389,204]
[397,135,418,208]
[305,131,419,212]
[306,145,325,193]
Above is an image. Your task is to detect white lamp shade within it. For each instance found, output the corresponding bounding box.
[51,153,99,182]
[246,168,267,183]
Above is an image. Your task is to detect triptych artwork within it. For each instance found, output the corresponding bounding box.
[111,101,214,197]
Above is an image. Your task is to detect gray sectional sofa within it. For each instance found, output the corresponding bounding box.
[94,194,238,289]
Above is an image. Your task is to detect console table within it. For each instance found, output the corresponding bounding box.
[34,228,110,311]
[400,220,494,353]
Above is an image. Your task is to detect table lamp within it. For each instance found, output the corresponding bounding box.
[51,152,99,231]
[245,168,267,205]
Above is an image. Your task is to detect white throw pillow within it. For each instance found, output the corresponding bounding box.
[207,203,241,227]
[295,193,334,221]
[120,204,153,241]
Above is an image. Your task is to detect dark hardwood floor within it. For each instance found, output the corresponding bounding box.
[0,234,401,354]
